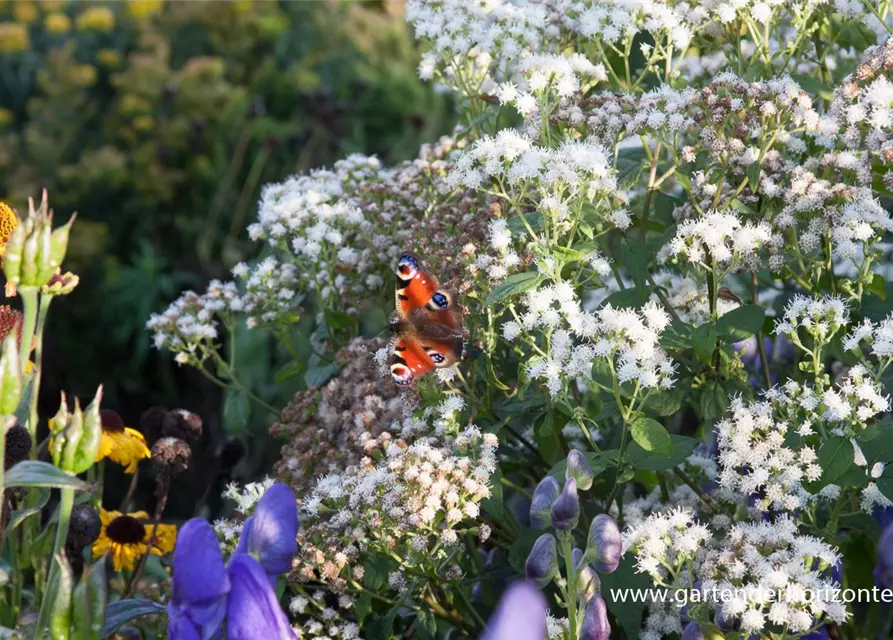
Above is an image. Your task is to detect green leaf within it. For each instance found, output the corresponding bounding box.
[601,555,650,638]
[4,461,88,490]
[717,304,766,341]
[817,437,854,485]
[600,286,651,309]
[747,163,761,191]
[616,146,648,185]
[876,477,893,504]
[222,389,250,434]
[870,274,887,301]
[355,593,372,625]
[630,417,673,455]
[100,600,166,637]
[621,241,647,290]
[660,320,693,350]
[693,323,717,364]
[506,211,545,235]
[547,452,610,482]
[14,373,34,427]
[304,362,343,388]
[607,434,700,471]
[482,468,504,519]
[486,271,545,306]
[792,74,834,101]
[5,488,49,534]
[644,388,685,417]
[274,361,304,383]
[508,528,542,575]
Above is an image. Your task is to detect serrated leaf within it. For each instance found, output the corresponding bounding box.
[693,323,717,364]
[630,416,673,455]
[222,389,250,433]
[717,304,766,341]
[616,146,648,185]
[660,320,694,350]
[506,211,545,235]
[304,362,342,388]
[100,599,166,637]
[4,461,88,490]
[486,271,545,306]
[818,437,854,485]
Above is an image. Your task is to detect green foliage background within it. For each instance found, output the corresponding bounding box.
[0,0,452,477]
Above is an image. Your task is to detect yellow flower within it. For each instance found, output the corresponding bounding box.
[92,509,177,572]
[0,202,17,297]
[12,1,38,24]
[96,410,150,473]
[75,6,114,32]
[44,12,70,34]
[0,23,29,54]
[126,0,163,20]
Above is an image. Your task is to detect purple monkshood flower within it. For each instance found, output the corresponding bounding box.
[169,483,299,639]
[682,621,704,640]
[234,483,299,583]
[481,581,547,640]
[875,520,893,588]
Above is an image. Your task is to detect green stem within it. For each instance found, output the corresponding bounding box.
[18,287,38,439]
[36,486,74,634]
[561,532,579,638]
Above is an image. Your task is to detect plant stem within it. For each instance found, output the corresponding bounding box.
[561,532,579,639]
[125,478,171,598]
[18,287,38,440]
[35,486,74,634]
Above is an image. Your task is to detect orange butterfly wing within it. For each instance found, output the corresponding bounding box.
[389,253,464,386]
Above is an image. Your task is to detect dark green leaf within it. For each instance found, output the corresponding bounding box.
[792,74,833,101]
[223,389,250,433]
[660,320,694,350]
[4,461,88,491]
[547,452,610,482]
[600,286,651,309]
[482,468,504,519]
[644,388,685,417]
[630,417,673,455]
[506,211,545,235]
[101,600,166,637]
[605,434,699,470]
[717,304,766,341]
[274,361,304,383]
[877,477,893,504]
[5,488,49,534]
[693,323,717,364]
[817,437,854,485]
[486,271,545,306]
[304,362,343,388]
[601,555,650,638]
[747,163,761,191]
[616,147,648,185]
[621,242,647,291]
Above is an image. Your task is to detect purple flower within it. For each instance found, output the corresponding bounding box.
[525,533,558,587]
[481,581,547,640]
[226,555,296,639]
[579,595,610,640]
[566,449,594,490]
[168,519,230,640]
[876,520,893,588]
[530,476,560,530]
[682,621,704,640]
[234,484,298,581]
[550,478,580,531]
[585,514,621,574]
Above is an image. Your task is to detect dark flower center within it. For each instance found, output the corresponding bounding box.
[106,515,146,544]
[100,409,126,433]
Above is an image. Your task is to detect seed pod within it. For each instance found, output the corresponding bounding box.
[67,504,102,553]
[585,514,622,574]
[525,533,558,588]
[48,215,76,277]
[0,332,21,414]
[20,224,40,287]
[71,556,107,640]
[36,220,54,286]
[152,437,191,476]
[49,552,75,640]
[70,386,103,474]
[566,449,594,491]
[550,478,580,531]
[4,422,32,469]
[49,392,70,465]
[59,399,85,473]
[3,223,25,285]
[529,476,560,530]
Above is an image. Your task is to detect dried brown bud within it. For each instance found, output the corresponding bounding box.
[4,423,32,470]
[151,437,191,476]
[162,409,203,442]
[67,503,101,551]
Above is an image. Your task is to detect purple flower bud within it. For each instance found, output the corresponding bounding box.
[525,533,558,588]
[566,449,594,490]
[530,476,560,530]
[682,621,704,640]
[579,595,610,640]
[550,478,580,531]
[572,547,600,600]
[482,581,547,640]
[585,514,622,574]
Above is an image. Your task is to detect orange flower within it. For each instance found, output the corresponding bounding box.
[0,202,18,297]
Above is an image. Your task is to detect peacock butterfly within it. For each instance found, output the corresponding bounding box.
[388,253,464,386]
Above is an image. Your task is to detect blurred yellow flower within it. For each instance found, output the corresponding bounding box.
[95,410,150,473]
[0,109,12,127]
[12,1,38,24]
[75,6,114,32]
[44,12,70,34]
[126,0,163,20]
[97,48,121,68]
[92,509,177,572]
[0,23,29,53]
[69,63,98,88]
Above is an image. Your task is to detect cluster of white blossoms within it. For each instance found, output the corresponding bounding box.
[658,210,772,271]
[232,257,301,328]
[844,311,893,360]
[496,54,607,116]
[288,589,360,640]
[292,398,497,592]
[623,508,712,584]
[651,272,740,325]
[774,294,850,346]
[146,280,241,365]
[698,518,847,635]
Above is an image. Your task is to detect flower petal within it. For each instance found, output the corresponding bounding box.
[482,581,547,640]
[240,484,298,577]
[226,555,296,640]
[171,519,230,605]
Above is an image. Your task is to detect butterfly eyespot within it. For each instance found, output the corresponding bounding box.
[390,363,413,386]
[396,255,419,279]
[431,292,449,309]
[430,352,446,364]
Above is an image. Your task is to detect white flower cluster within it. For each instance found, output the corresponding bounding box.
[659,210,771,271]
[288,589,361,640]
[233,257,301,328]
[623,508,712,584]
[844,312,893,360]
[496,53,607,116]
[146,280,240,365]
[698,518,848,634]
[651,272,740,325]
[775,294,849,346]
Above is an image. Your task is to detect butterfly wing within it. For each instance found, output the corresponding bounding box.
[394,253,462,327]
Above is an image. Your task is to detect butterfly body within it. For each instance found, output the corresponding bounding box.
[389,254,464,386]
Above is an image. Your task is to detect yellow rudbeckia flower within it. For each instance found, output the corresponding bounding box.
[96,410,150,473]
[92,509,177,572]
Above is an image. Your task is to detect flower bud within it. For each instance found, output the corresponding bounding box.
[572,547,600,601]
[585,514,622,574]
[52,386,102,474]
[4,192,76,290]
[49,552,75,640]
[529,476,560,530]
[41,271,79,296]
[71,556,107,640]
[139,405,168,442]
[163,409,203,442]
[152,437,191,476]
[46,214,75,283]
[550,478,579,531]
[566,449,594,490]
[682,621,704,640]
[579,595,610,640]
[0,331,22,414]
[525,533,558,588]
[4,422,31,469]
[67,504,101,553]
[2,217,25,288]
